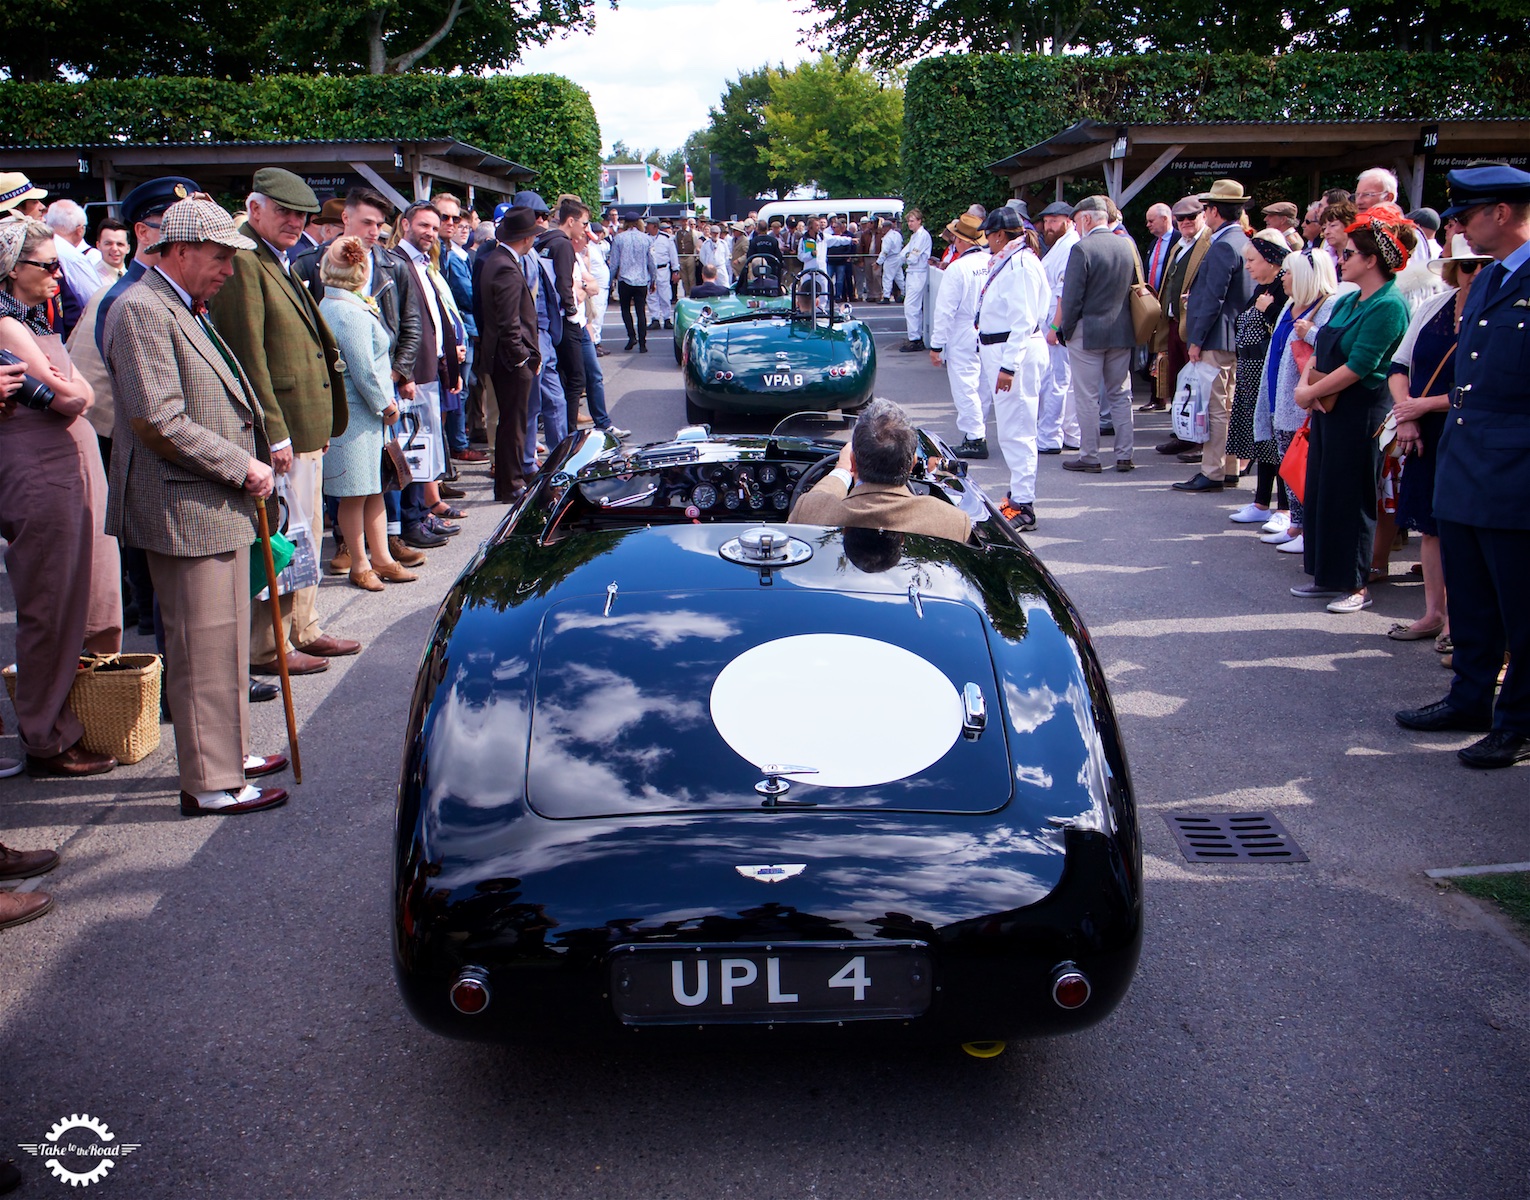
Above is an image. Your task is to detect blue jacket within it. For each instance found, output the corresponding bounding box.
[441,244,477,339]
[1434,256,1530,529]
[1184,224,1252,352]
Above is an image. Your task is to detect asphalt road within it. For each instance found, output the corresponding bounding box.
[2,306,1527,1200]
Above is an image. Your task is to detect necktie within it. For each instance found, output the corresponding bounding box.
[1149,237,1165,289]
[1481,261,1505,293]
[196,310,243,380]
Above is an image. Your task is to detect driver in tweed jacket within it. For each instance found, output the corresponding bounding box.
[789,398,972,543]
[102,198,291,818]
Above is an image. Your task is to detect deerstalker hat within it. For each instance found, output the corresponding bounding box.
[145,198,256,255]
[251,167,320,215]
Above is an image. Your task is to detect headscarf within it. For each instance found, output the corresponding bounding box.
[0,215,56,335]
[1250,237,1290,268]
[1345,202,1417,272]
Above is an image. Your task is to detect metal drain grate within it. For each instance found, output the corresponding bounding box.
[1166,813,1308,862]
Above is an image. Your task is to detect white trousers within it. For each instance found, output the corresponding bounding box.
[979,334,1046,505]
[882,260,904,301]
[589,291,609,344]
[945,335,986,440]
[1038,341,1079,450]
[903,268,926,338]
[649,275,673,323]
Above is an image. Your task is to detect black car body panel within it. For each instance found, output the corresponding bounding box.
[394,428,1142,1045]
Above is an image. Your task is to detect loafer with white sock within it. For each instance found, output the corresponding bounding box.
[1262,511,1291,534]
[1229,503,1271,524]
[1276,533,1305,553]
[180,784,289,817]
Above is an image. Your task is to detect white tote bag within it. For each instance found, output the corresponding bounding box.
[1171,360,1219,443]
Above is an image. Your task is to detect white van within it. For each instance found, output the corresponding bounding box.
[754,197,904,228]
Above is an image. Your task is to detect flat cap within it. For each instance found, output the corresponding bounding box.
[1072,196,1110,218]
[1037,200,1075,219]
[981,206,1023,233]
[146,198,256,255]
[512,190,549,215]
[121,177,199,226]
[1406,206,1441,231]
[1440,164,1530,219]
[1170,196,1204,218]
[1004,197,1031,219]
[1261,200,1299,219]
[252,167,319,214]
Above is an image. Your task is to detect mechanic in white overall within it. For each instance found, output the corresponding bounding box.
[646,218,680,328]
[928,211,991,460]
[1036,200,1082,453]
[900,208,933,343]
[973,206,1050,532]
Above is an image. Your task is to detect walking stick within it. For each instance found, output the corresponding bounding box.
[255,497,302,784]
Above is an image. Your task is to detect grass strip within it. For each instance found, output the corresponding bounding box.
[1456,871,1530,936]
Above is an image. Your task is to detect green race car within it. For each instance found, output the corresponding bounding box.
[680,267,878,426]
[671,251,794,363]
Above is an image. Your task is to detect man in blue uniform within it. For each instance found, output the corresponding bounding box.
[1396,165,1530,768]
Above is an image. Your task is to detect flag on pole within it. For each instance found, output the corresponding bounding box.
[650,164,663,183]
[600,166,609,185]
[684,161,693,186]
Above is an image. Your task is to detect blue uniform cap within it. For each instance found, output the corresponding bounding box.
[1440,164,1530,220]
[121,176,200,227]
[493,202,512,222]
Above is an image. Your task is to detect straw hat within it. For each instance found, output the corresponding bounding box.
[943,212,986,245]
[1428,233,1493,276]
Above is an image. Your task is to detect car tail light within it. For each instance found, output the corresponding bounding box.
[450,967,491,1015]
[723,371,734,380]
[1051,963,1090,1009]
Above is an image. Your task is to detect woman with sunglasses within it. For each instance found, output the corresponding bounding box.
[1291,209,1413,614]
[1383,234,1494,645]
[0,215,121,778]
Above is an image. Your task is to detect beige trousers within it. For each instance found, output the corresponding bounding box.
[1199,349,1239,482]
[149,545,250,794]
[251,449,324,660]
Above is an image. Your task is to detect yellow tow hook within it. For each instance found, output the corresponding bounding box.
[960,1040,1007,1059]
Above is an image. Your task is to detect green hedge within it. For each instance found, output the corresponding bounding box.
[904,52,1530,232]
[0,74,602,206]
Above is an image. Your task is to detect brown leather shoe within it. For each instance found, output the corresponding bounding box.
[370,560,419,583]
[388,536,426,568]
[327,544,352,575]
[0,890,53,930]
[296,634,361,658]
[180,785,288,817]
[243,753,289,779]
[452,448,489,463]
[251,649,329,676]
[26,744,118,778]
[0,842,59,880]
[439,482,467,500]
[349,566,385,592]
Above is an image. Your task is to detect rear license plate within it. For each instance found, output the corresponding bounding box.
[761,371,803,388]
[610,942,932,1025]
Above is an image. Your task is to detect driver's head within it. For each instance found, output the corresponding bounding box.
[851,398,918,487]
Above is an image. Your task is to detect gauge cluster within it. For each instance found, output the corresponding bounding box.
[575,458,807,519]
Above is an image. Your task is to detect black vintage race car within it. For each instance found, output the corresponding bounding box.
[393,418,1141,1052]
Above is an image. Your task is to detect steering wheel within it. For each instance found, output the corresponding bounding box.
[787,452,842,513]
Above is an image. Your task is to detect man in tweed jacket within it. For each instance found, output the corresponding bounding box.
[103,199,290,818]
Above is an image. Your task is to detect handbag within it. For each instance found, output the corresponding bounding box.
[4,654,162,765]
[1128,254,1161,345]
[381,411,417,492]
[1279,416,1311,504]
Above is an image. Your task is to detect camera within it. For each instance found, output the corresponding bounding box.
[0,348,55,411]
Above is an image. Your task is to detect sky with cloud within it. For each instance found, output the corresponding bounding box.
[510,0,818,157]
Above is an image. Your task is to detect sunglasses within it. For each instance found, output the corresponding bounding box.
[1457,260,1481,274]
[17,258,62,274]
[1340,248,1358,261]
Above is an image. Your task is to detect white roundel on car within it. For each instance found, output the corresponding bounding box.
[709,633,963,788]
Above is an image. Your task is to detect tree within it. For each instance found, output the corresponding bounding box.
[707,67,796,201]
[0,0,615,81]
[801,0,1118,65]
[763,54,903,198]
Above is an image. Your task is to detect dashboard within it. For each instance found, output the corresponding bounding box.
[575,459,811,520]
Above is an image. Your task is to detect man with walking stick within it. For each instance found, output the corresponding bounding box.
[103,198,292,816]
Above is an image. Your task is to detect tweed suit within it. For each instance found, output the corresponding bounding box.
[103,268,267,794]
[789,477,972,543]
[208,225,347,660]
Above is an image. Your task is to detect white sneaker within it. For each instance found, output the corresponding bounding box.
[1230,503,1271,524]
[1261,511,1291,534]
[1277,533,1305,554]
[1261,528,1294,544]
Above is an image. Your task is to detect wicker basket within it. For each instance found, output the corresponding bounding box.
[2,654,163,765]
